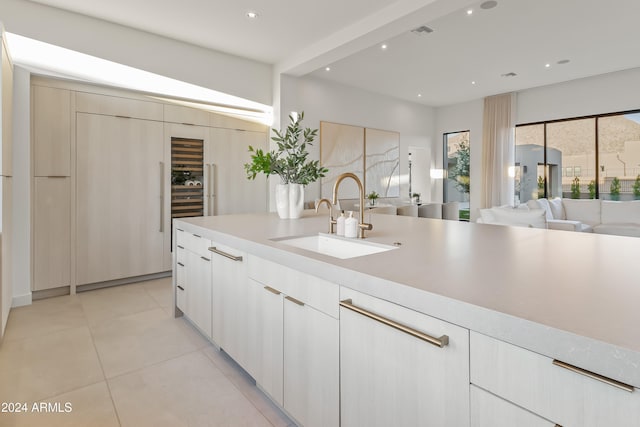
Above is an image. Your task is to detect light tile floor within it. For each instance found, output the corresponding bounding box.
[0,278,294,427]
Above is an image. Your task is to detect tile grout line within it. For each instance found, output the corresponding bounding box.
[83,304,123,427]
[199,346,290,427]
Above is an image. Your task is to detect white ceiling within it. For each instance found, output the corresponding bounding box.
[26,0,395,64]
[25,0,640,107]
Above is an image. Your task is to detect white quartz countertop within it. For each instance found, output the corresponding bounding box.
[176,211,640,388]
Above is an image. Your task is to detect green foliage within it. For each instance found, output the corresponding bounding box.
[537,175,545,199]
[610,177,621,200]
[633,175,640,199]
[366,191,379,201]
[570,177,580,199]
[244,112,328,185]
[449,138,470,195]
[588,180,596,199]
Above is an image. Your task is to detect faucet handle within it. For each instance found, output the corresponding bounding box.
[359,222,373,231]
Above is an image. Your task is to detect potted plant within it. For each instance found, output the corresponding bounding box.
[244,112,328,219]
[366,191,379,206]
[588,180,596,199]
[411,192,421,204]
[570,177,580,199]
[610,177,621,201]
[633,175,640,200]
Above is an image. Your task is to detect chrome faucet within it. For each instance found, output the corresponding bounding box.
[315,198,336,234]
[332,173,373,238]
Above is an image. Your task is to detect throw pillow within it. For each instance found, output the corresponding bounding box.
[526,199,553,220]
[548,197,566,220]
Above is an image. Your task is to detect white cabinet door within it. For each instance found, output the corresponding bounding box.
[32,86,71,176]
[283,296,339,427]
[185,250,212,339]
[33,177,71,291]
[340,288,470,427]
[206,128,267,215]
[1,33,13,176]
[76,113,166,285]
[210,243,247,365]
[248,278,284,405]
[470,385,555,427]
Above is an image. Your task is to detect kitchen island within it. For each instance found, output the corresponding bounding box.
[174,210,640,427]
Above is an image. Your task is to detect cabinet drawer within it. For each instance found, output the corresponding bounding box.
[176,246,186,264]
[164,104,210,126]
[471,385,554,427]
[340,287,469,427]
[470,332,640,427]
[75,92,163,121]
[247,255,339,318]
[175,263,186,312]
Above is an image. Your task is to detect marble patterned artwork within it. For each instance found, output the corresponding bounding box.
[365,128,400,197]
[320,122,365,199]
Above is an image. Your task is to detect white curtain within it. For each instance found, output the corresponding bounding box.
[481,93,516,208]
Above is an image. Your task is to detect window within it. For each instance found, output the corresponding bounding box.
[546,118,595,199]
[444,131,470,220]
[598,112,640,200]
[515,109,640,203]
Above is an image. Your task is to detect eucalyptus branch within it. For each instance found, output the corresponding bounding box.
[244,111,328,185]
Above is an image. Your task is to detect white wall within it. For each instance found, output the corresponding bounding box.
[434,99,484,220]
[11,65,29,306]
[278,74,435,205]
[0,0,272,105]
[517,68,640,124]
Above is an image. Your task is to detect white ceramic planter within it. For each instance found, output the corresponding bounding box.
[275,183,305,219]
[288,184,304,219]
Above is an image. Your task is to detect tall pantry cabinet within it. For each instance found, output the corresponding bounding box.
[30,78,268,294]
[0,25,13,338]
[32,86,71,291]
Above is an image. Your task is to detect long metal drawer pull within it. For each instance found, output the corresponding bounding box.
[177,285,184,291]
[200,256,210,262]
[264,286,281,295]
[340,299,449,348]
[208,247,243,262]
[177,262,184,267]
[552,360,634,393]
[177,245,185,249]
[285,296,305,306]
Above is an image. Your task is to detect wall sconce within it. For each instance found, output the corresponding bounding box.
[430,169,445,179]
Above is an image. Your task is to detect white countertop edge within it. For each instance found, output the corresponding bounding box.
[176,219,640,389]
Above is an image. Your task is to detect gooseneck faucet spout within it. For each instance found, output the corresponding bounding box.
[332,173,373,238]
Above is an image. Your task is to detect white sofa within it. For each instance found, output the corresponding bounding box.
[527,198,640,237]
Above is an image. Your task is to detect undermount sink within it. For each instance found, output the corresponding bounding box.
[272,233,397,259]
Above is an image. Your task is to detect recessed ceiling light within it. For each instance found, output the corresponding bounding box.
[471,81,476,85]
[467,9,473,15]
[557,59,571,65]
[381,44,388,50]
[418,94,422,97]
[480,1,498,9]
[246,11,258,19]
[325,67,331,72]
[545,63,551,68]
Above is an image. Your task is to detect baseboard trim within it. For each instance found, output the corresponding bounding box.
[33,287,71,301]
[12,292,33,307]
[77,271,172,293]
